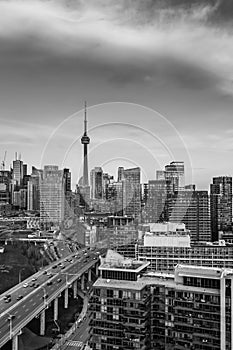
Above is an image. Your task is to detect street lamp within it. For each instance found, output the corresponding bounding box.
[41,286,48,308]
[60,272,74,288]
[7,313,15,339]
[18,268,25,284]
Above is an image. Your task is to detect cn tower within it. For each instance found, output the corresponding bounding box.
[81,101,90,186]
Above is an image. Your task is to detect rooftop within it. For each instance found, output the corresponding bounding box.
[94,277,148,290]
[99,249,150,272]
[94,265,233,293]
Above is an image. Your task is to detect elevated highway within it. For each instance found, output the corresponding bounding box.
[0,247,106,349]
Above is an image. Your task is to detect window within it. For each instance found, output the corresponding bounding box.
[101,305,107,312]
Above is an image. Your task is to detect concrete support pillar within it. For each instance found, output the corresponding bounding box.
[81,274,85,291]
[40,310,46,336]
[54,297,58,321]
[64,288,69,309]
[12,334,18,350]
[220,274,225,350]
[88,269,92,282]
[73,280,78,299]
[96,263,99,277]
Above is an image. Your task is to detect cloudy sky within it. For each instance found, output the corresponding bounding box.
[0,0,233,189]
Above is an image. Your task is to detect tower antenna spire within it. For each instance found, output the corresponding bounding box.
[84,101,87,135]
[81,100,90,188]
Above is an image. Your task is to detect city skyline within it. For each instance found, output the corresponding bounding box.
[0,1,233,190]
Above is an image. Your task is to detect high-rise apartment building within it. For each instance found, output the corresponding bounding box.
[122,167,141,219]
[167,188,211,242]
[210,176,232,241]
[39,165,65,225]
[107,181,123,215]
[144,179,171,223]
[149,264,232,350]
[63,168,71,193]
[89,250,151,350]
[90,167,103,200]
[27,175,40,211]
[117,167,124,182]
[0,170,11,203]
[103,174,113,201]
[89,251,233,350]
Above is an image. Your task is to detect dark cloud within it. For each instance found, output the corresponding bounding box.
[211,0,233,22]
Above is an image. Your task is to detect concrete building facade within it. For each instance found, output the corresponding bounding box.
[39,165,65,225]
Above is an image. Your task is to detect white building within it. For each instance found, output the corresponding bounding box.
[143,222,190,247]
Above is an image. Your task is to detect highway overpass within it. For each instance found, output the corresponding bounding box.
[0,247,106,350]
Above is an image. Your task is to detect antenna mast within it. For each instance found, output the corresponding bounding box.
[84,101,87,135]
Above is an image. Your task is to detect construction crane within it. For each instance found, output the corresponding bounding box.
[1,151,7,170]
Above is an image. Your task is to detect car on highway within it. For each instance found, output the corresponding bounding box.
[4,297,11,303]
[47,281,53,286]
[32,277,37,281]
[57,278,62,283]
[7,315,15,320]
[29,283,35,287]
[23,283,28,288]
[4,294,11,300]
[17,295,23,300]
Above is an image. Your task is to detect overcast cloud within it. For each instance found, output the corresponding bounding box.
[0,0,232,188]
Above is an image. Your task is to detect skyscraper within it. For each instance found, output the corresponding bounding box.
[39,165,65,226]
[27,175,40,211]
[163,161,185,192]
[121,167,141,219]
[210,176,232,241]
[167,187,211,242]
[144,179,171,223]
[90,167,103,199]
[12,158,23,188]
[63,168,71,193]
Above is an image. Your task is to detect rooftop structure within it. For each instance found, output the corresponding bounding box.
[99,249,150,280]
[142,222,191,247]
